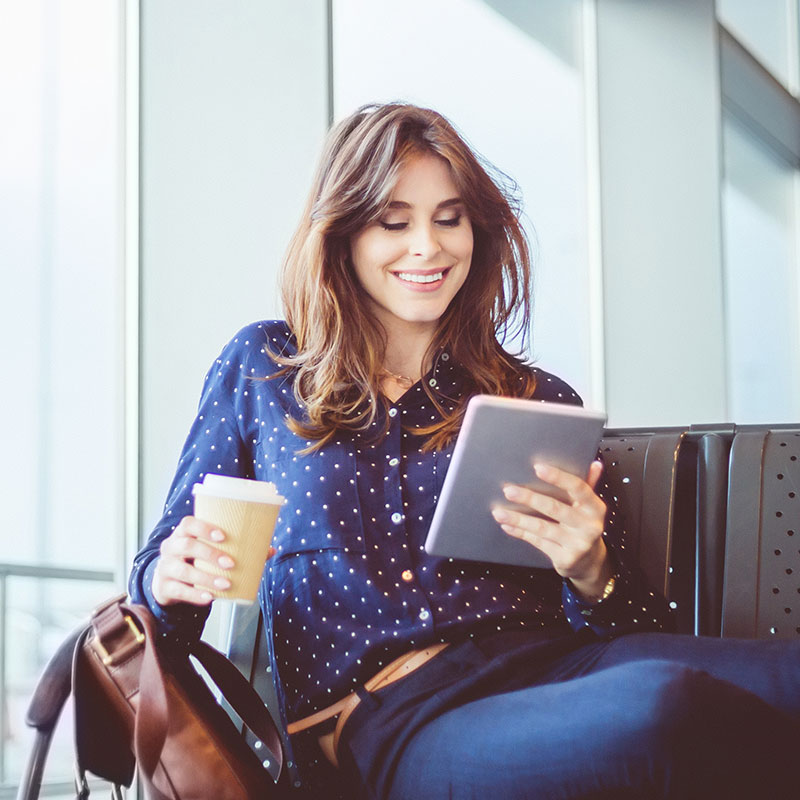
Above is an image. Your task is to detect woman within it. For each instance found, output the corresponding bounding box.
[130,103,800,799]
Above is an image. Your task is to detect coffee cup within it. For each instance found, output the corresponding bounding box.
[192,473,285,603]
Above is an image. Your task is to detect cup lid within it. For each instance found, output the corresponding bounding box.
[192,473,285,504]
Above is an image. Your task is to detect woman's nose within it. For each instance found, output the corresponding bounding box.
[409,224,442,259]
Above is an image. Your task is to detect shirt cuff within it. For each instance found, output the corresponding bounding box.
[133,558,208,646]
[562,569,626,635]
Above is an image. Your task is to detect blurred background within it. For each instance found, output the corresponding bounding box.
[1,0,798,795]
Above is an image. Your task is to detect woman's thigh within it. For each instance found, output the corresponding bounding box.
[386,657,800,800]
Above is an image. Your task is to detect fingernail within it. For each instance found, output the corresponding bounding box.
[200,592,213,602]
[214,577,231,589]
[501,524,518,536]
[218,555,235,569]
[534,463,552,477]
[492,508,511,523]
[502,485,522,501]
[210,529,225,542]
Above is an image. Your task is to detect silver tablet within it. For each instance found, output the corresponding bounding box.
[424,395,607,569]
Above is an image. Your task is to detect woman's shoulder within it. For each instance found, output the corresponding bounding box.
[216,320,296,365]
[226,320,294,351]
[201,321,297,395]
[526,366,583,407]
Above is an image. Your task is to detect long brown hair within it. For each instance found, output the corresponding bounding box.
[273,102,537,451]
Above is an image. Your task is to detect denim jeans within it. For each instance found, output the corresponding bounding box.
[336,630,800,800]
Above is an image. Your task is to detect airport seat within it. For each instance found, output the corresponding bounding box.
[721,427,800,639]
[693,427,736,636]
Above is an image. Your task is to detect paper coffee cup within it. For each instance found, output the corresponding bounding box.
[192,474,285,603]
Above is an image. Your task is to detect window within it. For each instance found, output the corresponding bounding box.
[719,13,800,423]
[717,0,799,93]
[0,2,124,792]
[721,115,800,421]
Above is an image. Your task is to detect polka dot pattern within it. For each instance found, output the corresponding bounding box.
[129,321,673,724]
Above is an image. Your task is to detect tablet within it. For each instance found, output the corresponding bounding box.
[424,395,607,569]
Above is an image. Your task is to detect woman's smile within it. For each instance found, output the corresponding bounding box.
[391,266,453,290]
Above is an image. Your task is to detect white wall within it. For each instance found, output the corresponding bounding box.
[595,0,728,426]
[139,0,329,532]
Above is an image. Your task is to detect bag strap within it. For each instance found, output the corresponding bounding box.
[190,638,284,762]
[19,627,85,800]
[25,626,82,730]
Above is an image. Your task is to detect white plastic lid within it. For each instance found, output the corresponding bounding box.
[192,473,285,504]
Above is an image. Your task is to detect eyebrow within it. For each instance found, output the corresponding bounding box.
[387,197,463,211]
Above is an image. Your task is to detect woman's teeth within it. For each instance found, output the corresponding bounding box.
[396,271,444,284]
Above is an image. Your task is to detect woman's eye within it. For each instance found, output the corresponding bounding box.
[436,215,462,228]
[379,220,408,231]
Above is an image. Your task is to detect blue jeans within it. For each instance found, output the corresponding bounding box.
[337,631,800,799]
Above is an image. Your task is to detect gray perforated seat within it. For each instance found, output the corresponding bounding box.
[721,427,800,639]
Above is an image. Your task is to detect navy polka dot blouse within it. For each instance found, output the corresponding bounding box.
[129,321,673,722]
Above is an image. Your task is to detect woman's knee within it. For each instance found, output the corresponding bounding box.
[606,660,712,744]
[610,659,800,798]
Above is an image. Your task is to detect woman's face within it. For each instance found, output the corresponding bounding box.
[349,153,473,341]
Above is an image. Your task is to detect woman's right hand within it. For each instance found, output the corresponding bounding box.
[151,516,236,607]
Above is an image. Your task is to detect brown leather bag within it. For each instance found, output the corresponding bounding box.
[19,595,283,799]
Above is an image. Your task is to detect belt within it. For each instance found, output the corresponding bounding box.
[287,642,450,767]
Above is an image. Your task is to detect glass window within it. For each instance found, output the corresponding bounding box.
[717,0,799,93]
[3,574,117,791]
[332,0,596,400]
[722,114,800,422]
[0,1,124,792]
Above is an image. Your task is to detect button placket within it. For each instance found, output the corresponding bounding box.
[389,397,435,629]
[385,404,405,530]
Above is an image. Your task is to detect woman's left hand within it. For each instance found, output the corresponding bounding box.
[490,461,613,600]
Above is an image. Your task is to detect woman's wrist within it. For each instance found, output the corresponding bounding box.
[567,545,616,604]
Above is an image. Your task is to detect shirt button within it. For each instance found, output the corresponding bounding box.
[401,569,414,583]
[388,407,398,418]
[391,512,403,524]
[441,352,449,361]
[418,609,430,621]
[388,457,400,467]
[428,378,438,388]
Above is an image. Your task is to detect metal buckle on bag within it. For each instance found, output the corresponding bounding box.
[92,614,145,666]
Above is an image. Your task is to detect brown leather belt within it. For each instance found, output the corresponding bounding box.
[287,642,450,767]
